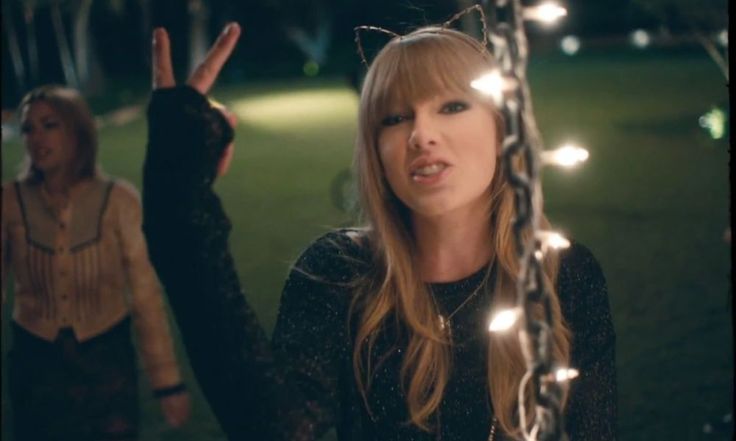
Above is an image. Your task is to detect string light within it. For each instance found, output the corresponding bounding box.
[473,2,582,439]
[536,230,571,251]
[553,367,579,382]
[541,144,589,167]
[488,307,521,332]
[630,29,651,48]
[471,70,516,106]
[523,2,568,24]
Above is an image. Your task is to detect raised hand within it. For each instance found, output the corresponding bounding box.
[152,23,241,176]
[152,23,241,93]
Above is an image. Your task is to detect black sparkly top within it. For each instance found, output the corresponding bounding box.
[142,87,617,441]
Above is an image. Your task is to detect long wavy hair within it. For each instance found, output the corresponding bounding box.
[350,26,571,438]
[17,85,98,183]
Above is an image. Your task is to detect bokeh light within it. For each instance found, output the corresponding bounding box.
[560,35,581,55]
[698,107,726,140]
[716,29,728,47]
[630,29,651,49]
[303,60,320,77]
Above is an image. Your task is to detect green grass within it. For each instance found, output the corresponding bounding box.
[1,48,731,441]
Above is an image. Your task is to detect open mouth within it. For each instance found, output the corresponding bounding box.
[410,162,450,182]
[33,148,51,161]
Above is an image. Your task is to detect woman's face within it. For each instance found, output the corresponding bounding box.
[21,101,77,177]
[377,90,499,220]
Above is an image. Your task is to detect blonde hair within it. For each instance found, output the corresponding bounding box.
[350,26,571,438]
[18,85,98,183]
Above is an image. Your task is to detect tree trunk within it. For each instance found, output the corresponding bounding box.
[24,1,40,85]
[51,0,79,88]
[284,12,332,65]
[72,0,93,88]
[3,1,27,91]
[139,0,152,69]
[188,0,210,75]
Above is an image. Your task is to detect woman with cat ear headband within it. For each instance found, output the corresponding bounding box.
[143,15,615,441]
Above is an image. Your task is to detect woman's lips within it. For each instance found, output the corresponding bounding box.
[32,147,51,161]
[410,162,451,185]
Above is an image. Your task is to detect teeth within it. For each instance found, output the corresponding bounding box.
[413,163,446,177]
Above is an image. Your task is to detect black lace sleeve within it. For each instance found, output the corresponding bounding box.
[557,243,618,440]
[141,86,352,440]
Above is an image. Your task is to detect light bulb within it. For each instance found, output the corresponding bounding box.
[554,367,579,382]
[488,308,521,332]
[536,231,570,251]
[541,144,589,167]
[524,2,567,24]
[471,70,509,106]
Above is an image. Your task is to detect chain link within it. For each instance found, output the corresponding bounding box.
[485,1,566,440]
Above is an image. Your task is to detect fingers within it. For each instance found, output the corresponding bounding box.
[152,28,175,90]
[187,22,241,94]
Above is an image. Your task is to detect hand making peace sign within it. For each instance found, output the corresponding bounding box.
[152,23,242,176]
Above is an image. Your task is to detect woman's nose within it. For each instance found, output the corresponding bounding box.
[408,112,437,150]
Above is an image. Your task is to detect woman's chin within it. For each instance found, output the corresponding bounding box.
[32,161,59,174]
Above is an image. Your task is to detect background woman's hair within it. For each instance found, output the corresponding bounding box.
[17,85,98,183]
[350,26,571,438]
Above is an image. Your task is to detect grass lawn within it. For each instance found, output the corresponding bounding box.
[1,47,731,441]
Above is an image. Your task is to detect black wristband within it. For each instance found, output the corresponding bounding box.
[153,382,187,399]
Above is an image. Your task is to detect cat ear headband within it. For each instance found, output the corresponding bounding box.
[354,4,492,68]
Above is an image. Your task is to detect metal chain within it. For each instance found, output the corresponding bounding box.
[485,1,566,440]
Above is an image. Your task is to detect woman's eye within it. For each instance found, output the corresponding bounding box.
[20,124,32,134]
[441,101,469,114]
[381,114,408,126]
[43,121,60,130]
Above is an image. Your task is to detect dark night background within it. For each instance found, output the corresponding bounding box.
[1,0,673,106]
[1,1,731,440]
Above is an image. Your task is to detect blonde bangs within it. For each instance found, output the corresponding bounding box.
[361,27,495,136]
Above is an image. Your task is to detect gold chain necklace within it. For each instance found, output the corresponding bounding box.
[432,264,493,338]
[437,282,483,336]
[430,263,497,440]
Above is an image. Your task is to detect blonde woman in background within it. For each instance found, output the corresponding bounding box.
[2,85,190,440]
[143,21,616,441]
